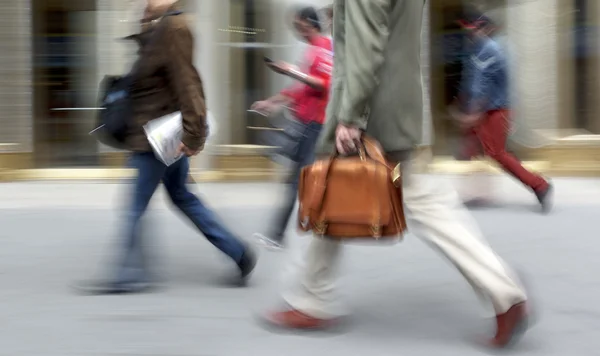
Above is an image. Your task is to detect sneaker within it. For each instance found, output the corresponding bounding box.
[72,279,155,295]
[535,183,553,214]
[253,233,284,251]
[463,197,494,209]
[238,246,257,283]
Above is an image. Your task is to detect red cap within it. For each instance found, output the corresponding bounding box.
[457,14,493,30]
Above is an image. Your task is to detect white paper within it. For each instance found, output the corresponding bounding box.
[144,111,216,166]
[206,110,217,142]
[143,111,183,166]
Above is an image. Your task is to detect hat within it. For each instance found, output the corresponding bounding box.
[457,13,494,30]
[294,6,322,31]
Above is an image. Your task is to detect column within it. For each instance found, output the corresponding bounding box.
[585,0,600,133]
[0,0,33,153]
[505,0,562,143]
[187,0,233,170]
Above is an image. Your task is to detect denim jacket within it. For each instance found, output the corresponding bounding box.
[459,36,509,114]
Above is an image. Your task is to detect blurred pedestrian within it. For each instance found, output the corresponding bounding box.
[76,0,256,294]
[261,0,532,348]
[251,6,333,250]
[452,12,553,212]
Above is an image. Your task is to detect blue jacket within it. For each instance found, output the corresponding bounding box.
[459,36,509,114]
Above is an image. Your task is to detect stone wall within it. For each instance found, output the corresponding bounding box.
[0,1,32,153]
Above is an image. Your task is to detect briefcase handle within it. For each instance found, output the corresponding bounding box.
[329,134,388,166]
[322,135,401,192]
[305,135,392,214]
[357,135,402,187]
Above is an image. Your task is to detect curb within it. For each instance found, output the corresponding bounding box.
[2,159,587,182]
[2,159,600,182]
[0,168,286,182]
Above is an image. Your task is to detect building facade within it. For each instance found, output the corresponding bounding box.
[0,0,597,170]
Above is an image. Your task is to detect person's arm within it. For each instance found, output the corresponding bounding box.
[275,51,332,106]
[164,21,207,152]
[270,58,328,91]
[335,0,391,128]
[305,47,333,94]
[285,65,328,90]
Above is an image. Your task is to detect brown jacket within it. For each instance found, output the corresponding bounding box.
[125,3,207,152]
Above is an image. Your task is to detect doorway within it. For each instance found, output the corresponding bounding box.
[32,0,99,167]
[429,0,470,155]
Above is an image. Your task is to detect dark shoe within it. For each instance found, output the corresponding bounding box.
[536,183,553,214]
[237,246,257,284]
[489,302,529,348]
[463,197,493,209]
[261,309,337,331]
[73,280,154,295]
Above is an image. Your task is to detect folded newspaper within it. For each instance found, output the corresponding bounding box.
[143,111,215,166]
[144,111,184,166]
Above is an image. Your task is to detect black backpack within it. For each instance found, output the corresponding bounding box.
[91,74,134,149]
[91,10,183,149]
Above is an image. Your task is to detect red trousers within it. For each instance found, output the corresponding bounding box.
[463,109,548,193]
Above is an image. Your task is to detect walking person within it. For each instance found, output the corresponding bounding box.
[453,13,553,212]
[76,0,256,294]
[262,0,532,348]
[251,6,333,250]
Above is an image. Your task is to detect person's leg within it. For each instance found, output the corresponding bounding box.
[75,152,165,294]
[476,111,548,193]
[116,152,166,284]
[266,149,529,344]
[264,235,346,328]
[264,162,302,244]
[284,235,346,316]
[262,122,322,246]
[402,154,526,312]
[162,157,253,275]
[263,123,346,327]
[397,150,529,346]
[268,148,522,325]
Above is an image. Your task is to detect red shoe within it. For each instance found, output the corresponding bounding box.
[489,302,529,348]
[262,309,336,330]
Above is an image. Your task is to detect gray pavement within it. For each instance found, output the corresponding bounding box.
[1,176,600,355]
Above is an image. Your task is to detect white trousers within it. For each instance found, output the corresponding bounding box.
[281,151,527,319]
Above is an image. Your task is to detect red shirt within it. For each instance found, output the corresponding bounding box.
[280,36,333,125]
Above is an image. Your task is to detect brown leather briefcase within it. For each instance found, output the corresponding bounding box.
[297,135,407,240]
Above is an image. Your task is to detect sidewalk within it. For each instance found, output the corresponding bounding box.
[1,175,599,209]
[1,176,599,355]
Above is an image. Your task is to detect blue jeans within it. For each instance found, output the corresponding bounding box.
[116,152,246,284]
[269,121,322,242]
